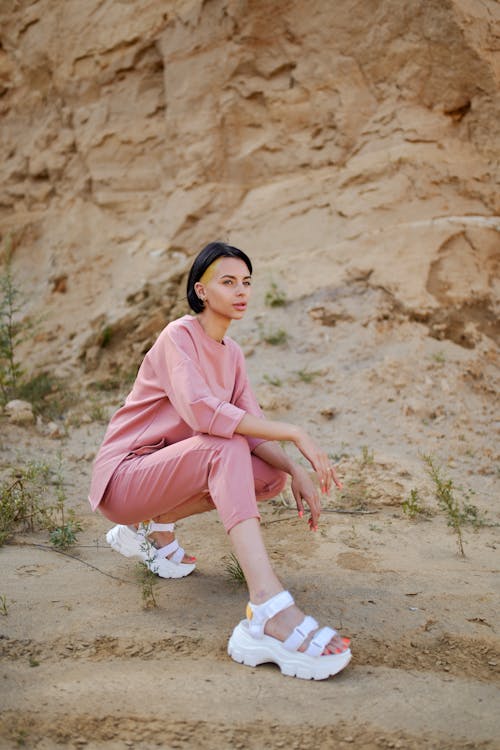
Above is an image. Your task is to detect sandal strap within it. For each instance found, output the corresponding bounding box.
[305,626,337,657]
[137,522,185,565]
[169,546,185,564]
[155,539,185,565]
[246,590,294,639]
[282,615,318,652]
[142,522,175,533]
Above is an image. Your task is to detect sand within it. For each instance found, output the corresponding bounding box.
[1,296,499,750]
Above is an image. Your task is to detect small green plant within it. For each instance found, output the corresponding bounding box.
[360,445,374,466]
[17,372,54,412]
[0,240,27,405]
[402,488,427,519]
[431,351,446,364]
[0,457,81,549]
[28,656,39,667]
[224,552,246,584]
[0,461,51,545]
[264,282,287,308]
[49,521,81,549]
[91,377,121,392]
[136,561,159,609]
[120,365,139,387]
[328,445,349,462]
[15,729,28,747]
[459,499,489,529]
[0,241,63,415]
[295,367,322,384]
[263,327,288,346]
[423,454,465,556]
[89,396,107,422]
[47,455,81,550]
[99,325,113,348]
[263,374,283,387]
[344,522,360,549]
[17,372,75,420]
[0,594,8,615]
[136,537,159,609]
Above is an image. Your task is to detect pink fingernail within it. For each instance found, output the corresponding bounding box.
[298,510,303,518]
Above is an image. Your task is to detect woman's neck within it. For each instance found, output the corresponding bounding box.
[197,311,229,343]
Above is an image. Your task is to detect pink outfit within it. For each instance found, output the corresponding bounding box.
[89,315,286,531]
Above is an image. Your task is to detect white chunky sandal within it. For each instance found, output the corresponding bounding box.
[105,522,196,579]
[228,590,351,680]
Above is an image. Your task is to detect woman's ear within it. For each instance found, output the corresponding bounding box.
[194,281,206,301]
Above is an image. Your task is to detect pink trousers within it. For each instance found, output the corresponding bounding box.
[99,433,287,532]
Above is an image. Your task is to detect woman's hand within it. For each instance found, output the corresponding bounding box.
[293,429,342,499]
[235,415,342,528]
[290,464,321,530]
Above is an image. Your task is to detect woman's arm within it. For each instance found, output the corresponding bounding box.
[252,440,295,475]
[235,413,342,529]
[235,413,337,491]
[235,413,299,444]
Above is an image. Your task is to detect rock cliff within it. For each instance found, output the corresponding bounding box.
[0,0,498,377]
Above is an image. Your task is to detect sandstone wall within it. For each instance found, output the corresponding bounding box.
[0,0,498,375]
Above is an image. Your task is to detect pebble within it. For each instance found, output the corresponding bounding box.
[46,421,65,438]
[5,399,34,424]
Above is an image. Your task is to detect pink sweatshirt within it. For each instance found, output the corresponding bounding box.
[88,315,265,510]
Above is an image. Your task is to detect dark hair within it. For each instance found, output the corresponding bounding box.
[186,241,253,313]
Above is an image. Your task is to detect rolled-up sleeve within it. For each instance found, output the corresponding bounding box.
[159,328,246,438]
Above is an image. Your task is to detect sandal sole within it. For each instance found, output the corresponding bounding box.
[228,620,351,680]
[148,557,196,579]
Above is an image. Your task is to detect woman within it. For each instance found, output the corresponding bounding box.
[89,241,351,680]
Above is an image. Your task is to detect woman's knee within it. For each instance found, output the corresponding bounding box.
[269,468,288,495]
[255,467,288,501]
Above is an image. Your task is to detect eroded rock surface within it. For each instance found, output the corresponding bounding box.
[0,0,498,377]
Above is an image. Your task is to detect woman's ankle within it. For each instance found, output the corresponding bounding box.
[249,583,284,605]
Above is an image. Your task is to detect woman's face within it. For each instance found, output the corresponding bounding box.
[195,257,252,321]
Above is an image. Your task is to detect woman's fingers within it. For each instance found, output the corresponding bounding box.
[292,486,305,517]
[291,467,320,528]
[308,516,318,532]
[330,465,343,490]
[318,455,343,494]
[316,452,333,494]
[307,488,321,530]
[297,482,320,530]
[294,430,342,500]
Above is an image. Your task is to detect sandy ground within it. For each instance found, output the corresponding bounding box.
[1,293,499,749]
